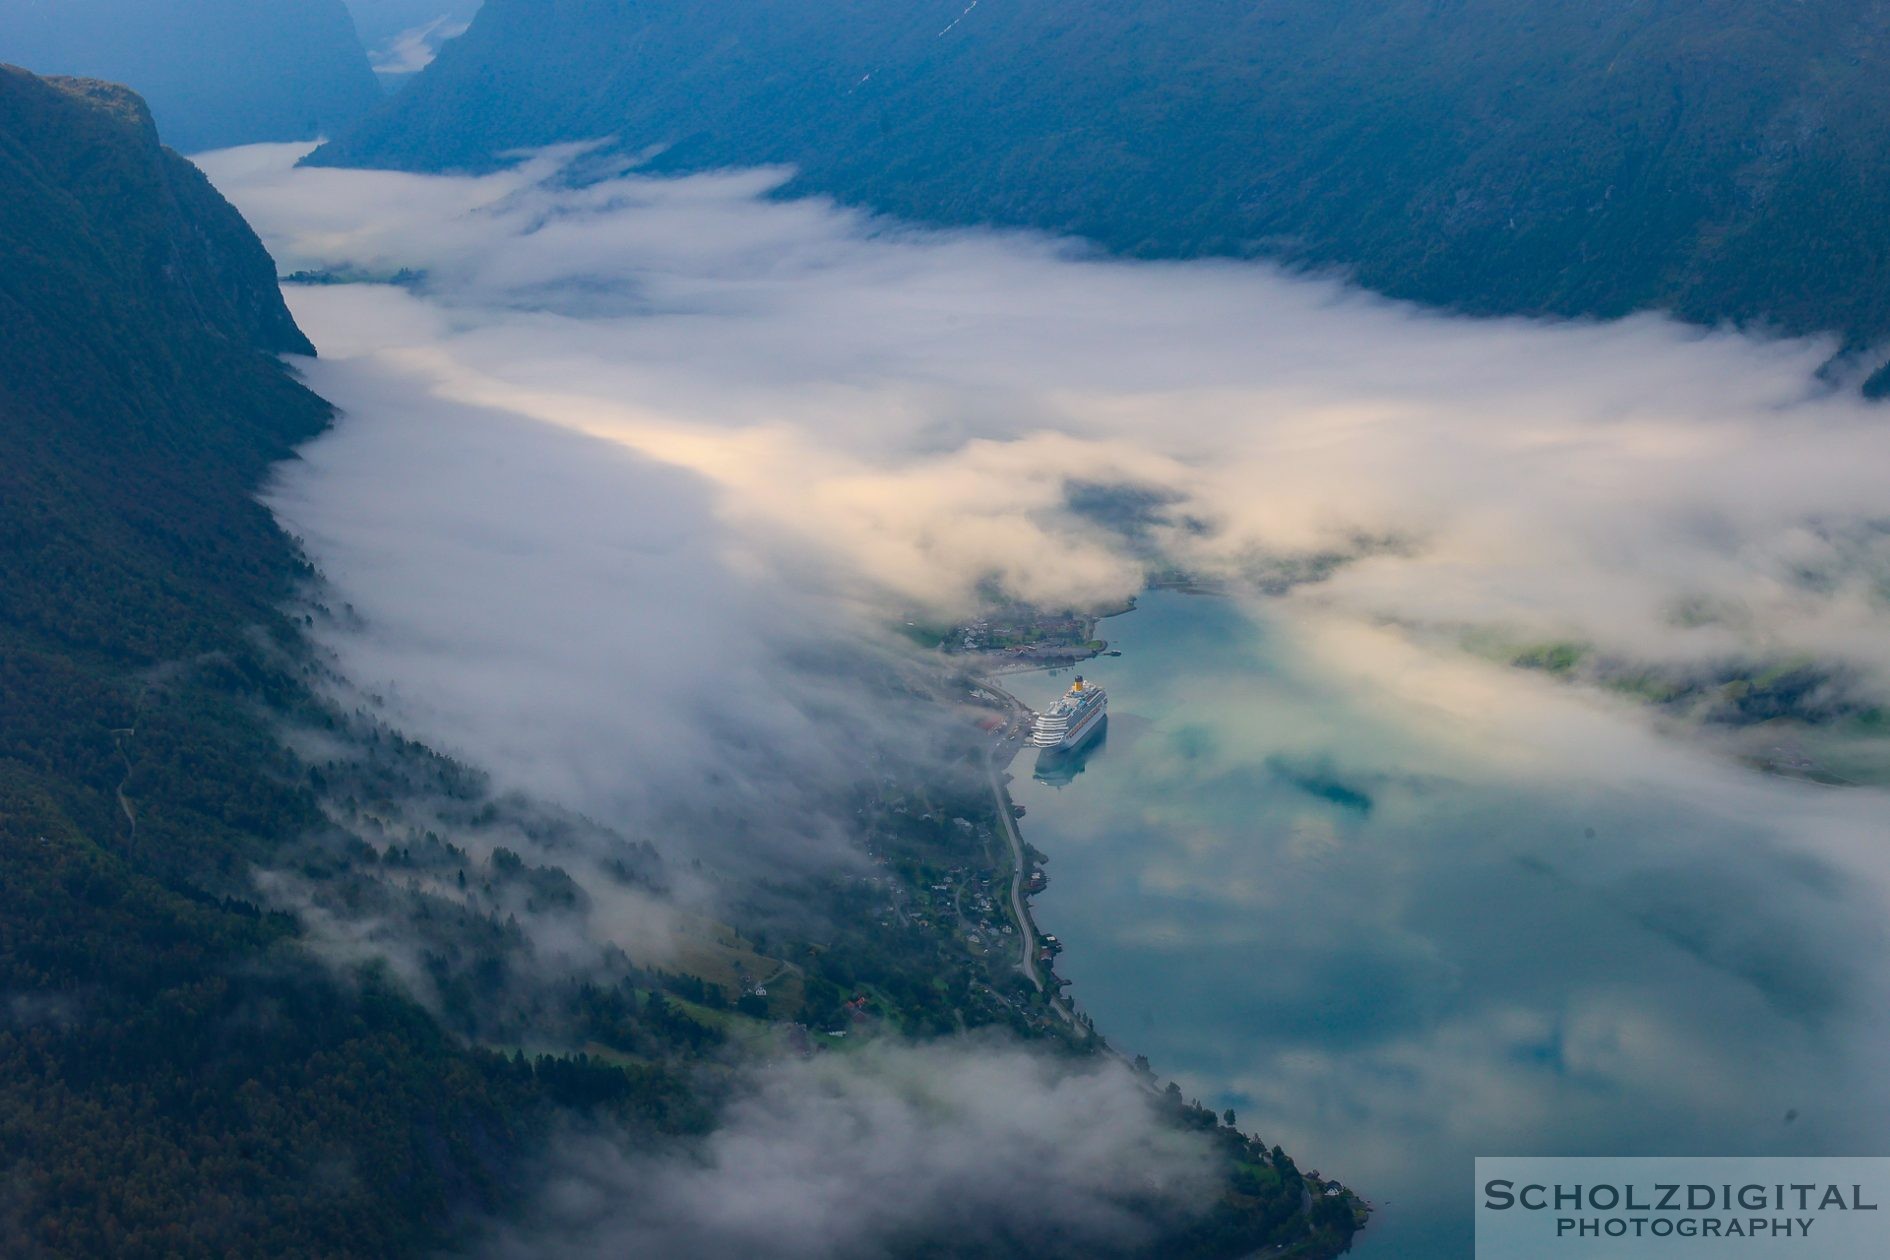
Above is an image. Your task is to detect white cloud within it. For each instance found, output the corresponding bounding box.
[202,145,1890,722]
[480,1041,1217,1260]
[269,344,898,877]
[368,16,471,79]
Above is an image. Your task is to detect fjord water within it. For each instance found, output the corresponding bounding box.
[1004,592,1890,1257]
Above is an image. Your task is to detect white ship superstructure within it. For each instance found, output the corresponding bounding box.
[1032,676,1108,751]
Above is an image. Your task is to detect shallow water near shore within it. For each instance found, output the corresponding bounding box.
[1003,590,1890,1257]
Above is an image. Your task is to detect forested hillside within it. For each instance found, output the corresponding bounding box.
[313,0,1890,373]
[0,67,588,1255]
[0,0,379,151]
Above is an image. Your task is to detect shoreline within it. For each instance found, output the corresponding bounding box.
[975,672,1084,1032]
[968,599,1374,1248]
[970,596,1143,1041]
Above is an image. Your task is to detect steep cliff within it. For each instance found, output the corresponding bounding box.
[0,66,534,1256]
[0,0,380,151]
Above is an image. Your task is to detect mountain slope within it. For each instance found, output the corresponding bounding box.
[311,0,1890,360]
[0,0,380,151]
[0,66,542,1255]
[0,69,321,663]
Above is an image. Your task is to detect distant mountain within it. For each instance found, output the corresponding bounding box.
[343,0,481,85]
[345,0,480,48]
[311,0,1890,373]
[0,0,380,151]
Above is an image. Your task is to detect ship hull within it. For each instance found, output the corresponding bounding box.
[1031,677,1108,751]
[1044,707,1107,754]
[1033,723,1107,786]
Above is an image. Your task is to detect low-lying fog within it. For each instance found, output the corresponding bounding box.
[197,142,1890,1257]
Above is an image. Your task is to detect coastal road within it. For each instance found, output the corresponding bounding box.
[985,741,1045,993]
[978,677,1083,1033]
[975,676,1045,989]
[975,680,1081,1035]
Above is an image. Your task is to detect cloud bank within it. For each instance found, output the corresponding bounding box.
[192,142,1890,1254]
[265,345,917,886]
[204,143,1890,727]
[482,1040,1216,1260]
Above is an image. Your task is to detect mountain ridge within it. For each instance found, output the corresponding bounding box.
[0,64,548,1254]
[308,0,1890,373]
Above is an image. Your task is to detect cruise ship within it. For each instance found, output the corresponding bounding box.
[1032,676,1108,752]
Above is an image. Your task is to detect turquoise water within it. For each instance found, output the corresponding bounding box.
[1004,591,1890,1257]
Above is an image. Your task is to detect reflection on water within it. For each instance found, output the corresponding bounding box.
[1004,592,1890,1258]
[1033,721,1109,787]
